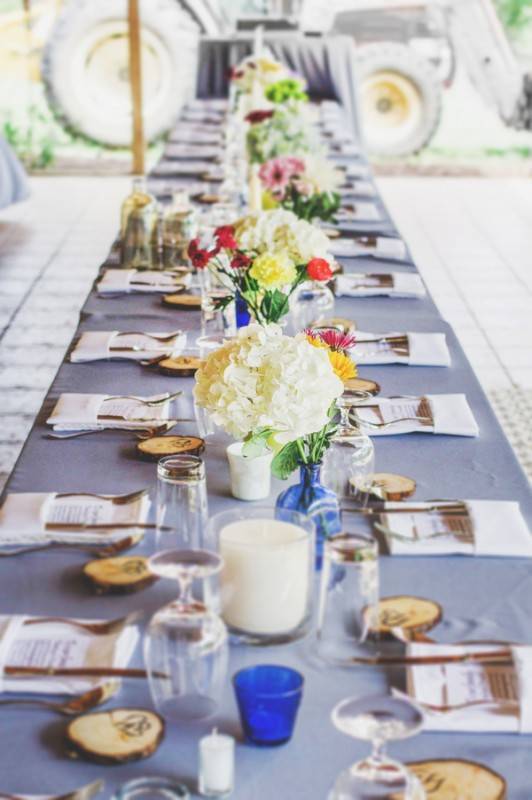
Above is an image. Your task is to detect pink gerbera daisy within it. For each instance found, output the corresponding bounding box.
[259,156,305,197]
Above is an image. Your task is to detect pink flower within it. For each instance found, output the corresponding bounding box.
[258,156,305,196]
[305,327,357,352]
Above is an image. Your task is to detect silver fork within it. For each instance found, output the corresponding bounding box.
[113,330,183,341]
[45,423,177,439]
[357,416,433,428]
[105,391,182,406]
[55,488,148,505]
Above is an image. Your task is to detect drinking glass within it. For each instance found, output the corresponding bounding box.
[112,777,190,800]
[328,694,426,799]
[322,393,375,500]
[233,665,304,746]
[317,532,379,664]
[144,549,228,721]
[194,400,216,440]
[290,281,335,332]
[156,455,208,552]
[206,507,315,645]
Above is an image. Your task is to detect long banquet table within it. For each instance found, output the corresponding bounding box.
[1,97,532,799]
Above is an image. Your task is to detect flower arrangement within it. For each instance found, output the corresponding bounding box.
[229,56,288,94]
[305,327,357,383]
[246,106,318,164]
[194,324,343,446]
[258,155,342,222]
[187,213,334,325]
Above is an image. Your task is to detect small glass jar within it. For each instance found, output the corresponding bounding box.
[156,455,208,552]
[112,776,190,800]
[205,507,315,645]
[162,203,197,270]
[290,280,335,332]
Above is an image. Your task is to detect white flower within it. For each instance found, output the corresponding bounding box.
[194,324,343,442]
[303,155,343,194]
[234,209,331,263]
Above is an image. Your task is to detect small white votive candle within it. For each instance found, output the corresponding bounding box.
[199,728,235,798]
[226,442,273,501]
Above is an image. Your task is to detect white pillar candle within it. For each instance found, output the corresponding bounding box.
[199,728,235,798]
[219,518,311,635]
[248,163,263,212]
[226,442,273,501]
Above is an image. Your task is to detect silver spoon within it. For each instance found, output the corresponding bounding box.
[0,683,118,717]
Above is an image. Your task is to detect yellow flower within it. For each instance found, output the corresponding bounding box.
[249,250,297,289]
[306,335,328,350]
[257,58,284,74]
[261,191,279,210]
[328,350,357,383]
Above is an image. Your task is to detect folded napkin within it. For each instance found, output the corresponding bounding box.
[335,202,382,223]
[352,331,450,366]
[383,500,531,556]
[354,394,479,437]
[70,331,186,363]
[0,614,138,695]
[47,393,174,431]
[340,181,377,198]
[151,161,215,177]
[97,269,191,295]
[406,643,532,733]
[0,491,150,545]
[329,237,408,262]
[336,273,426,298]
[165,145,221,161]
[345,163,371,180]
[329,143,361,157]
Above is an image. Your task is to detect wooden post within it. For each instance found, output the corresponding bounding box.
[128,0,145,175]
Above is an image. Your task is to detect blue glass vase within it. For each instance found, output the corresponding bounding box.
[235,291,251,328]
[275,463,341,570]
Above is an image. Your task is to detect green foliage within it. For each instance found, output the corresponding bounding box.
[265,79,309,105]
[282,189,340,223]
[2,104,56,170]
[495,0,532,30]
[271,440,301,479]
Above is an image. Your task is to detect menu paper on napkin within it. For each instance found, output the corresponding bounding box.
[406,643,532,733]
[340,181,377,198]
[335,203,382,222]
[0,615,139,695]
[70,331,186,363]
[47,393,173,431]
[385,500,532,557]
[329,237,408,262]
[335,272,426,298]
[0,491,150,544]
[354,394,479,437]
[352,331,450,367]
[97,269,191,295]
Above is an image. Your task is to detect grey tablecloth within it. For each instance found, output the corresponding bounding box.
[197,34,362,142]
[1,101,531,799]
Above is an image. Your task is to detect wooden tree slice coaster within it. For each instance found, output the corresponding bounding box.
[66,708,164,765]
[138,435,205,460]
[162,293,202,309]
[193,192,221,204]
[83,556,157,594]
[402,760,506,800]
[313,317,356,333]
[367,473,417,501]
[201,171,224,183]
[344,377,380,395]
[157,355,203,376]
[370,596,443,635]
[323,227,341,239]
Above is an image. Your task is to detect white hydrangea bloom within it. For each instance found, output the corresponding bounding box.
[194,324,343,442]
[235,209,331,263]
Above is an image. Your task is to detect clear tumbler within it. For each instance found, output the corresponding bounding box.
[156,455,208,552]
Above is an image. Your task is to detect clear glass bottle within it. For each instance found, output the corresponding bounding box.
[161,193,197,270]
[120,176,159,269]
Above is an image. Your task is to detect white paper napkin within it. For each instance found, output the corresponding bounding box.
[406,643,532,733]
[329,143,361,157]
[70,331,186,363]
[152,161,215,176]
[335,203,382,222]
[0,491,150,545]
[165,145,221,160]
[352,331,450,366]
[354,394,479,437]
[329,237,408,262]
[97,269,191,296]
[47,393,173,431]
[340,181,377,198]
[336,273,426,298]
[345,163,371,180]
[0,615,139,695]
[384,500,531,557]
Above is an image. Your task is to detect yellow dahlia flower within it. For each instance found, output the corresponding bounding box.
[328,351,357,382]
[249,250,297,289]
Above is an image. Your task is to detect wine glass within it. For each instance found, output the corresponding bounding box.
[144,549,228,721]
[322,391,375,500]
[329,694,426,799]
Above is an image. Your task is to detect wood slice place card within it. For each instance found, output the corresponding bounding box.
[344,377,381,395]
[367,473,417,501]
[192,192,222,204]
[83,556,156,594]
[157,355,202,376]
[162,293,202,309]
[399,760,506,800]
[312,317,356,333]
[370,596,443,636]
[66,708,164,764]
[137,434,205,460]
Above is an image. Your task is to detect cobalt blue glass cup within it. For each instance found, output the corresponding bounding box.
[233,664,304,746]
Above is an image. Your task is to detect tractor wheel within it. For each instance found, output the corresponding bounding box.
[355,42,442,157]
[41,0,200,147]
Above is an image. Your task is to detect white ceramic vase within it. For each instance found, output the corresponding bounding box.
[226,442,273,501]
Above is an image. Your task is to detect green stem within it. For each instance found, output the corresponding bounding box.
[296,438,308,465]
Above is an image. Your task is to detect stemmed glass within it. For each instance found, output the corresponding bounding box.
[144,549,227,721]
[322,391,375,500]
[329,694,426,799]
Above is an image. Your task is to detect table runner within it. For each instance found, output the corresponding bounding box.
[1,100,531,798]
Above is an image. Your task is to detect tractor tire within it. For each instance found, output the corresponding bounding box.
[354,42,442,157]
[41,0,200,147]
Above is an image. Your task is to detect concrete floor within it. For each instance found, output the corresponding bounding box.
[0,175,530,490]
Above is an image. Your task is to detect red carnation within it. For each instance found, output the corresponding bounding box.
[231,252,251,269]
[228,66,244,80]
[307,257,333,282]
[188,238,216,269]
[245,110,274,125]
[215,225,238,250]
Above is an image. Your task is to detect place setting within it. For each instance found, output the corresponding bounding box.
[334,201,383,223]
[335,271,426,298]
[163,144,223,162]
[347,329,451,366]
[349,393,479,436]
[327,233,409,262]
[69,330,186,364]
[96,269,191,296]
